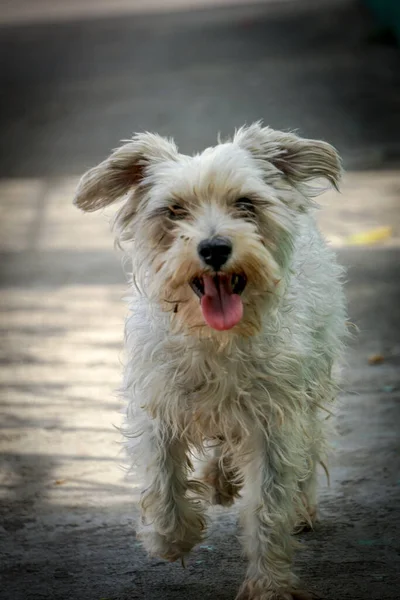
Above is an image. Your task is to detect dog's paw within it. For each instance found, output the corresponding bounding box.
[202,457,242,507]
[294,504,318,534]
[139,530,187,562]
[235,580,316,600]
[138,524,203,562]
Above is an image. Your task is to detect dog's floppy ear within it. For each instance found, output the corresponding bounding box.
[234,122,342,192]
[73,133,178,212]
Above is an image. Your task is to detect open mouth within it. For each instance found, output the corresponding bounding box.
[190,273,247,299]
[189,273,247,331]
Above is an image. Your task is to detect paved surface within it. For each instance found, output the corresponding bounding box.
[0,1,400,599]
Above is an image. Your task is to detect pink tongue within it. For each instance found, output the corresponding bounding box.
[200,275,243,331]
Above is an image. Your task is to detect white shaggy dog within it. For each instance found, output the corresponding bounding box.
[74,123,347,600]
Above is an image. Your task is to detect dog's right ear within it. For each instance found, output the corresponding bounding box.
[73,133,178,212]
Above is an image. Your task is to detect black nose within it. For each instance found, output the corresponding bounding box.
[198,236,232,271]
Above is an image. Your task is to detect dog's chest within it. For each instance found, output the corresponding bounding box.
[171,352,258,442]
[184,383,242,440]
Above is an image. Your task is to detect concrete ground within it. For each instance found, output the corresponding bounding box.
[0,1,399,599]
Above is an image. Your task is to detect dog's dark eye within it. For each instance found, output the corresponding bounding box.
[235,197,255,215]
[168,204,188,220]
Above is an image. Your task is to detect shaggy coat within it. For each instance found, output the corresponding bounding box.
[74,123,347,600]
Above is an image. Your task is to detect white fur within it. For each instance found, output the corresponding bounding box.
[74,123,347,600]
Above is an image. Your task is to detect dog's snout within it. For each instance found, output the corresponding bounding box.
[198,236,232,271]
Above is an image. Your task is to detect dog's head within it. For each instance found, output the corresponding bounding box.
[74,123,341,339]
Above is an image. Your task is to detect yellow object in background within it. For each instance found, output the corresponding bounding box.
[346,226,393,245]
[368,354,385,365]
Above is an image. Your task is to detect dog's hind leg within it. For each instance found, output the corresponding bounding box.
[137,421,207,562]
[295,401,330,533]
[294,457,319,533]
[202,444,243,507]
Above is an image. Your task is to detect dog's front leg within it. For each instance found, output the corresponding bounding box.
[237,431,312,600]
[138,421,206,563]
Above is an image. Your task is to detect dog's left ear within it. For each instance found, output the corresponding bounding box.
[234,123,342,193]
[74,132,178,212]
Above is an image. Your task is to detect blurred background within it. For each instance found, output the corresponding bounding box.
[0,1,399,599]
